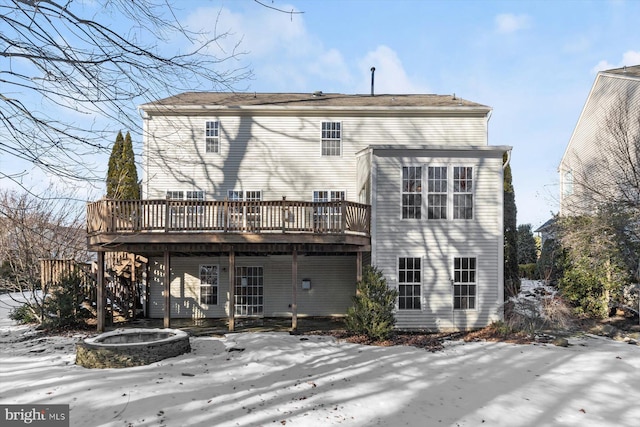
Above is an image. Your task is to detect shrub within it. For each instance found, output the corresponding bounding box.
[345,266,398,341]
[43,272,92,328]
[9,303,38,324]
[519,263,538,279]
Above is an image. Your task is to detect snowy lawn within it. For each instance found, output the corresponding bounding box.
[1,289,639,427]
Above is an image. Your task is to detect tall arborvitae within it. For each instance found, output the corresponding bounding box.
[119,132,140,199]
[105,131,139,199]
[106,131,124,198]
[503,152,520,299]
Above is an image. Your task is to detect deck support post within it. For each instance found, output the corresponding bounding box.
[228,249,235,331]
[356,251,363,283]
[291,247,298,332]
[96,251,105,332]
[163,250,171,328]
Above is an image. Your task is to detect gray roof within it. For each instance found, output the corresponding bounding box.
[603,65,640,79]
[141,92,489,111]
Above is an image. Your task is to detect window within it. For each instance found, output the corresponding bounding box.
[321,121,341,156]
[313,190,345,230]
[199,265,218,305]
[563,169,574,196]
[427,166,447,219]
[166,190,204,228]
[235,266,264,316]
[402,166,422,219]
[453,166,473,219]
[453,257,476,310]
[205,121,220,153]
[398,257,421,310]
[227,190,262,229]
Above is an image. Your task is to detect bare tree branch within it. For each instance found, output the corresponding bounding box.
[1,0,252,183]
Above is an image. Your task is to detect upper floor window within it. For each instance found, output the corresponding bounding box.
[398,257,421,310]
[402,166,422,219]
[205,120,220,153]
[427,166,447,219]
[453,166,473,220]
[563,169,574,196]
[321,121,341,156]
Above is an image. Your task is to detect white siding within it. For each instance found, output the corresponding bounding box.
[143,114,487,201]
[560,73,640,215]
[148,254,356,319]
[371,150,504,330]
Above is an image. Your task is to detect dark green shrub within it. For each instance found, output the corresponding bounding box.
[345,266,398,341]
[519,263,538,279]
[9,303,38,324]
[44,272,92,328]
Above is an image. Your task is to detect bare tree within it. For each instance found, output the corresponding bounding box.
[0,188,89,323]
[0,0,250,184]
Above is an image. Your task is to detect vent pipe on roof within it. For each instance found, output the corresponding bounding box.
[370,67,376,96]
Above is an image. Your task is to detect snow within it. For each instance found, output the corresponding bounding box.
[1,283,639,427]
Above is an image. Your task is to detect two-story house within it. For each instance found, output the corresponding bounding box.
[87,92,510,332]
[559,65,640,215]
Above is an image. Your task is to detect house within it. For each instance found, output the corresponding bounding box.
[559,65,640,216]
[87,92,511,332]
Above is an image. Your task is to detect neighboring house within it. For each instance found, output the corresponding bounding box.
[87,92,511,332]
[559,65,640,216]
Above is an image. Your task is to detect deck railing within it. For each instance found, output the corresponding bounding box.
[87,199,370,236]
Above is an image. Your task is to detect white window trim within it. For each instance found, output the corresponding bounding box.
[452,165,475,221]
[205,120,220,154]
[400,165,423,220]
[199,264,219,306]
[312,190,346,201]
[451,255,478,312]
[397,256,423,311]
[426,164,448,221]
[320,121,342,157]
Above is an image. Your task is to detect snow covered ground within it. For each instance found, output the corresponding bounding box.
[1,284,639,427]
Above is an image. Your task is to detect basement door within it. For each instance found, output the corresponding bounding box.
[235,266,264,316]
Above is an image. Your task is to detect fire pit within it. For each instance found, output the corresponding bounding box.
[76,328,191,368]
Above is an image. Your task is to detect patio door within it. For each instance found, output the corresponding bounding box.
[235,266,264,316]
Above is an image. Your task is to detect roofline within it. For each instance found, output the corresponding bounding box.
[139,104,492,117]
[356,144,512,157]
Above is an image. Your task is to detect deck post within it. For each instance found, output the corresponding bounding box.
[291,247,298,332]
[357,251,363,283]
[163,250,171,328]
[96,251,105,332]
[228,249,236,331]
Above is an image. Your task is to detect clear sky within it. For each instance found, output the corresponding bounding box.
[4,0,640,229]
[176,0,640,229]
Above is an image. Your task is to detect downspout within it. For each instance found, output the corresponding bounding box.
[503,148,512,170]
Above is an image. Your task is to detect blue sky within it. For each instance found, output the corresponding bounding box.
[179,0,640,229]
[4,0,640,229]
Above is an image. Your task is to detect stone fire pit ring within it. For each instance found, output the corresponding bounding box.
[76,328,191,369]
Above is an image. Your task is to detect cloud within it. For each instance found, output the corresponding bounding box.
[357,46,429,94]
[495,13,532,34]
[592,50,640,72]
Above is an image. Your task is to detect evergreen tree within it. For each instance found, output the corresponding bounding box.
[106,131,124,198]
[517,224,538,265]
[120,132,140,199]
[503,152,520,298]
[105,131,140,199]
[345,266,398,341]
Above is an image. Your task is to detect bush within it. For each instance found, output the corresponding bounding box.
[9,303,38,324]
[519,263,538,279]
[345,266,398,341]
[43,272,92,328]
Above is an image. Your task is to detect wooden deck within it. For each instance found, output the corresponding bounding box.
[87,199,371,253]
